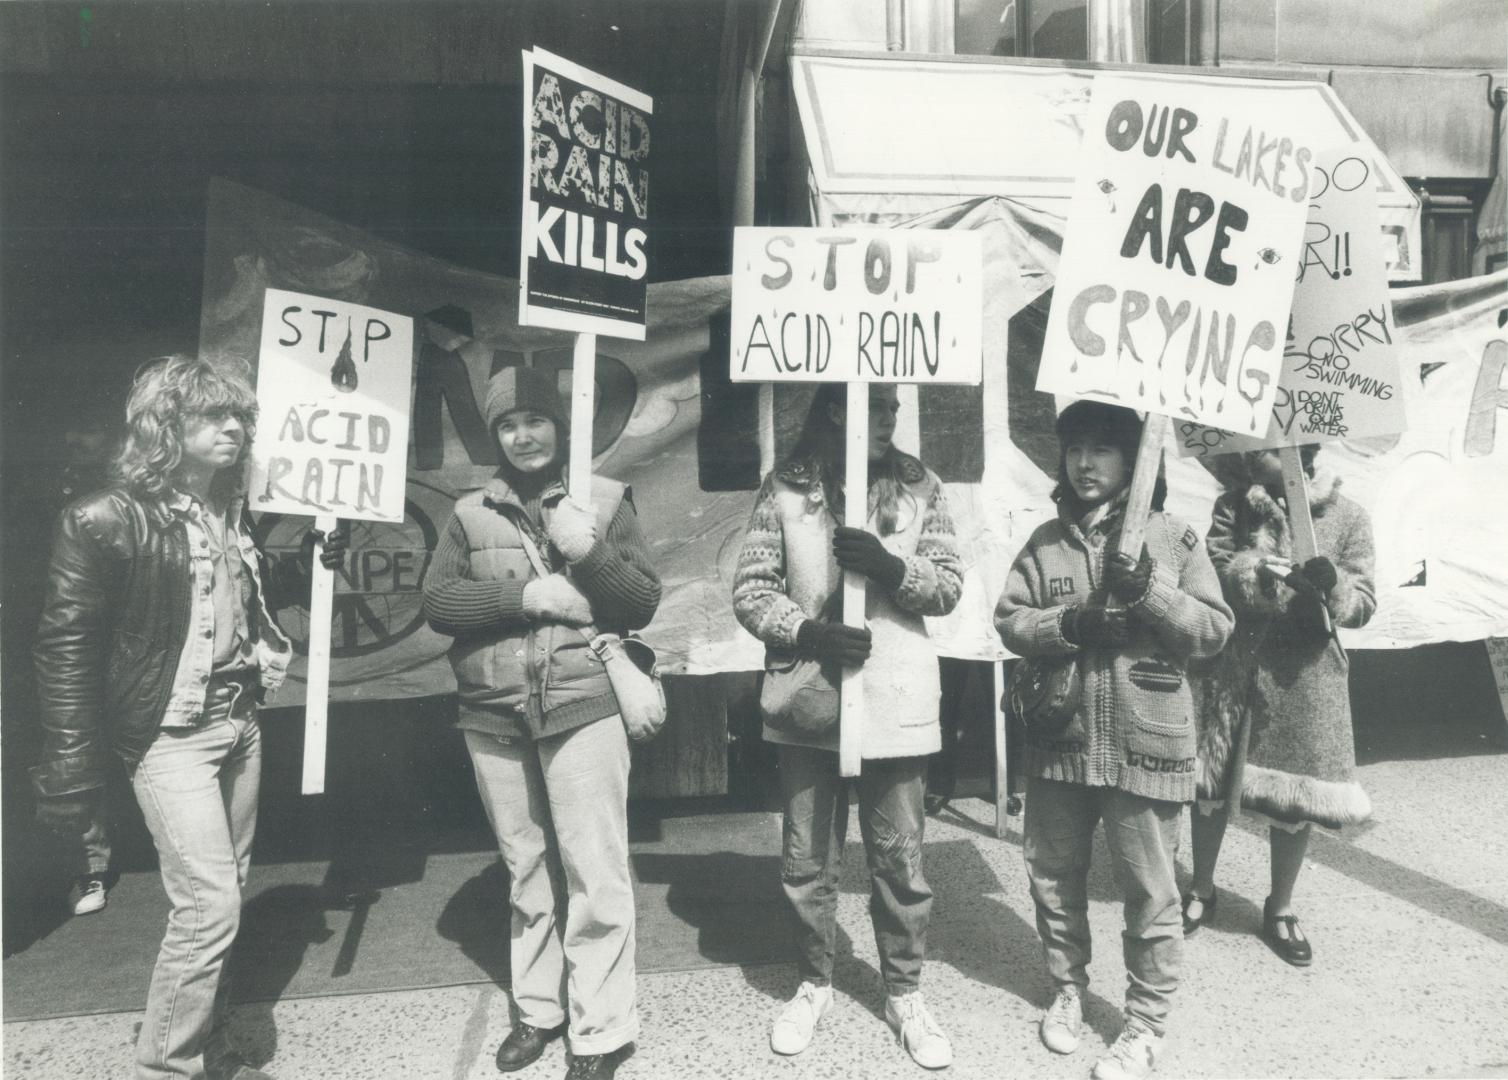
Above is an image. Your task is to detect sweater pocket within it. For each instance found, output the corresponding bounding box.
[1121,655,1197,768]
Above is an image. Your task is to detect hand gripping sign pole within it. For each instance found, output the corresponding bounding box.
[250,289,414,795]
[730,225,983,781]
[1279,443,1332,634]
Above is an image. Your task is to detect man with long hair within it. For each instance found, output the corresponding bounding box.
[31,354,345,1080]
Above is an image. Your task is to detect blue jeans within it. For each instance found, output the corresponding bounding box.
[778,746,932,995]
[1023,777,1183,1035]
[129,680,261,1079]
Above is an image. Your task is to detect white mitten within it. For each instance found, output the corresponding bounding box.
[522,574,594,626]
[547,496,598,563]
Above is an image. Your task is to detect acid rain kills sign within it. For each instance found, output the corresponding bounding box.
[729,227,983,384]
[1038,74,1316,429]
[251,288,414,524]
[520,47,652,341]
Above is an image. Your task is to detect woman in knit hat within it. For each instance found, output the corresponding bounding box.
[995,400,1233,1080]
[422,366,661,1080]
[732,383,963,1070]
[1183,446,1375,966]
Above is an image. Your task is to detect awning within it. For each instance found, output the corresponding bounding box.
[790,52,1423,281]
[1477,100,1507,275]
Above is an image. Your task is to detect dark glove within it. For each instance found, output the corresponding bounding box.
[1061,603,1131,649]
[832,526,906,591]
[1289,592,1333,642]
[35,789,99,835]
[299,522,351,573]
[795,620,873,668]
[1105,548,1154,604]
[1299,556,1337,597]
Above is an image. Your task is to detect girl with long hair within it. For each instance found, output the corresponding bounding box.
[733,383,963,1070]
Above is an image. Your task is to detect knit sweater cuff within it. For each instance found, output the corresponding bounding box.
[1135,561,1178,624]
[571,533,613,579]
[497,580,527,622]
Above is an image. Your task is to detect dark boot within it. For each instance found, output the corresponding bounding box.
[496,1022,567,1072]
[564,1050,621,1079]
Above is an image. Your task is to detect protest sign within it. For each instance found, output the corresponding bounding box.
[1038,75,1316,431]
[201,182,1508,704]
[252,289,415,522]
[730,224,983,776]
[520,47,652,341]
[730,227,983,385]
[252,287,414,793]
[1175,150,1407,457]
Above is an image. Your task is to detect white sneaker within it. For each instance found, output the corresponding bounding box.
[885,991,953,1070]
[770,981,833,1056]
[1040,985,1082,1054]
[1091,1019,1162,1080]
[73,876,108,916]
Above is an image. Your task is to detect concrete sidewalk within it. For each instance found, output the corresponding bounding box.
[7,746,1508,1080]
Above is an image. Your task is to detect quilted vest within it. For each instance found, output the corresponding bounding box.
[447,475,624,741]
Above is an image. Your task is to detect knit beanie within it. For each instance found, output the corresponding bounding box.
[484,366,569,442]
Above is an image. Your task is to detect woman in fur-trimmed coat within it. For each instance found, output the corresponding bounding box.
[1184,446,1375,967]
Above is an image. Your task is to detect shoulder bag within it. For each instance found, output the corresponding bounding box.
[516,517,667,743]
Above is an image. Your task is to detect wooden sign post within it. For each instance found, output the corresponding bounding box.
[249,289,414,795]
[1279,443,1332,633]
[302,512,338,793]
[731,226,984,779]
[839,382,870,776]
[570,332,597,501]
[1116,413,1170,561]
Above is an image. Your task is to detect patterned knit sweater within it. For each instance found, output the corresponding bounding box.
[995,493,1234,803]
[733,460,962,758]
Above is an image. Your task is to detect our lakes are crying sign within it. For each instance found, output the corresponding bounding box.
[730,227,983,384]
[250,288,414,524]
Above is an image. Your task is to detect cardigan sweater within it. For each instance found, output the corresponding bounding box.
[423,474,660,741]
[732,460,963,759]
[995,492,1234,803]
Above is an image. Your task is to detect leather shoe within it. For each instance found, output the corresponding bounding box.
[564,1050,622,1079]
[1181,888,1217,936]
[495,1021,566,1072]
[1262,897,1313,967]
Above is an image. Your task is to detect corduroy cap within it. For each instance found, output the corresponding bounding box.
[484,366,568,438]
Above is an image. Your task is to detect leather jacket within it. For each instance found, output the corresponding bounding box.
[31,486,300,799]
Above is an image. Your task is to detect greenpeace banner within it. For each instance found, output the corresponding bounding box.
[521,48,652,339]
[1038,74,1316,431]
[1178,149,1407,455]
[200,181,1508,704]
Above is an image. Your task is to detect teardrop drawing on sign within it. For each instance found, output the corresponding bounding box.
[331,317,358,393]
[1097,179,1117,213]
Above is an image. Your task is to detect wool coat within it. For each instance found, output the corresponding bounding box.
[1194,468,1375,829]
[996,492,1234,803]
[732,456,963,759]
